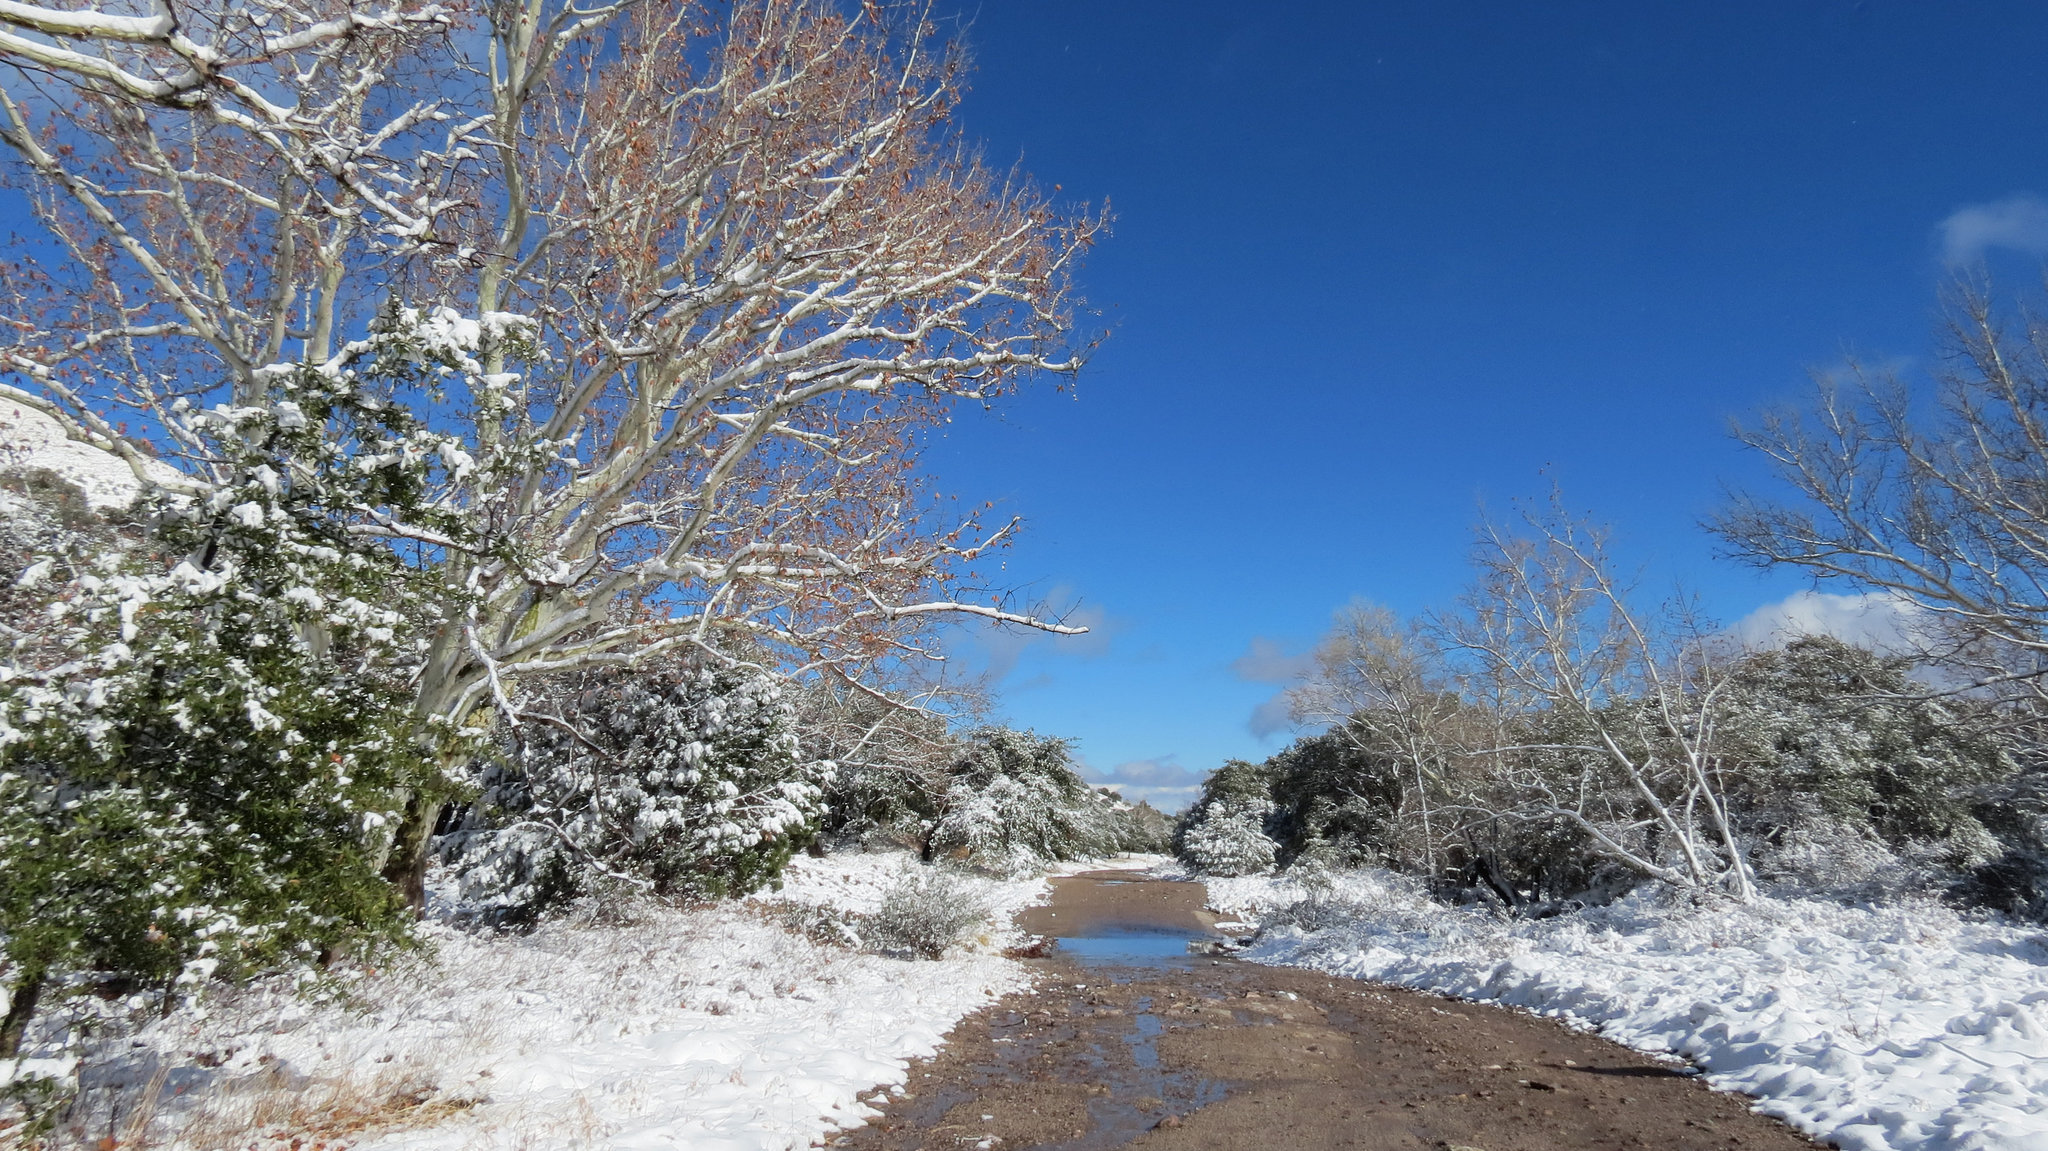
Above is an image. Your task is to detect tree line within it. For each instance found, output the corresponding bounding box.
[1178,288,2048,925]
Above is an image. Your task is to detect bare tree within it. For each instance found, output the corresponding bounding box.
[1288,602,1462,878]
[796,655,980,848]
[0,0,1101,900]
[1716,286,2048,706]
[1443,501,1754,900]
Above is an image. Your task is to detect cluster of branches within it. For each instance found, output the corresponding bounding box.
[1266,499,1765,905]
[1181,284,2048,917]
[1714,284,2048,728]
[0,0,1102,901]
[1183,490,2023,914]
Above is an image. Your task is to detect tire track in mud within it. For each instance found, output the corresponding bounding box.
[833,871,1822,1151]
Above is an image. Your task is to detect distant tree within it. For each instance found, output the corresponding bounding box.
[1097,796,1176,855]
[1289,603,1467,877]
[1256,731,1404,866]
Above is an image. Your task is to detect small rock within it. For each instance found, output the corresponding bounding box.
[1153,1116,1182,1130]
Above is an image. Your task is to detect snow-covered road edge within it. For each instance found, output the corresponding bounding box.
[1196,869,2048,1151]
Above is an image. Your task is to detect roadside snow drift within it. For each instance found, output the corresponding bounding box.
[1206,870,2048,1151]
[30,853,1043,1151]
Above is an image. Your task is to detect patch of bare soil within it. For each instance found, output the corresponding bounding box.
[835,872,1820,1151]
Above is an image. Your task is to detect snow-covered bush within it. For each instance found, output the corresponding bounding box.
[928,728,1113,873]
[1721,637,2013,871]
[0,408,433,1055]
[1262,863,1442,934]
[1965,769,2048,920]
[863,866,993,959]
[445,666,830,919]
[1744,801,1922,899]
[1178,795,1280,877]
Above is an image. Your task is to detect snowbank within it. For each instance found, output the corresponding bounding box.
[28,852,1044,1150]
[1204,869,2048,1151]
[0,402,178,510]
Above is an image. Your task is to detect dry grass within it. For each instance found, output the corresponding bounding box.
[165,1063,483,1150]
[19,1059,485,1151]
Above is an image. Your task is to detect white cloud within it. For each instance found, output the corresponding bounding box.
[1938,193,2048,266]
[1246,692,1296,739]
[1728,589,1925,654]
[1229,636,1313,741]
[1229,636,1315,683]
[1078,755,1205,813]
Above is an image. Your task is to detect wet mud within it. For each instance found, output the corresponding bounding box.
[835,870,1821,1151]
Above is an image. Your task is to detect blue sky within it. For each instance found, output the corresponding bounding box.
[924,0,2048,808]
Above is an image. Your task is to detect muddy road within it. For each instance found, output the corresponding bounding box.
[836,870,1818,1151]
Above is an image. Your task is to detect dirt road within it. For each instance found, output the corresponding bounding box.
[836,871,1819,1151]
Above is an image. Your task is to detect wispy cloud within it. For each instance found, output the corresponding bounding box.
[1079,754,1206,813]
[1728,589,1925,653]
[1230,636,1316,683]
[1247,693,1296,739]
[1230,635,1314,741]
[1939,193,2048,266]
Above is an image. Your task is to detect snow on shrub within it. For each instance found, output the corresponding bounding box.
[0,386,440,1057]
[446,666,830,918]
[863,866,994,959]
[1720,636,2013,873]
[1179,795,1280,877]
[928,728,1119,874]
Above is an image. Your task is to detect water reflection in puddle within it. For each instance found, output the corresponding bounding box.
[1056,926,1212,967]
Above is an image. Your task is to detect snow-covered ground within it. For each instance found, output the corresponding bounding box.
[1198,867,2048,1151]
[0,401,178,510]
[12,852,1085,1151]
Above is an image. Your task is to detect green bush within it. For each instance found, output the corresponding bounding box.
[0,460,426,1056]
[1722,637,2014,865]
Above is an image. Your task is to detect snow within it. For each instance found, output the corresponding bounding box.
[1202,868,2048,1151]
[28,852,1051,1150]
[0,401,178,509]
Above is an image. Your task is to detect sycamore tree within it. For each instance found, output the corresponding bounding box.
[1288,603,1465,878]
[1716,287,2048,706]
[1440,500,1756,901]
[0,0,1100,901]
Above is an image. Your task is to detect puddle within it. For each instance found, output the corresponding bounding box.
[846,873,1236,1150]
[1021,872,1229,971]
[1056,925,1210,967]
